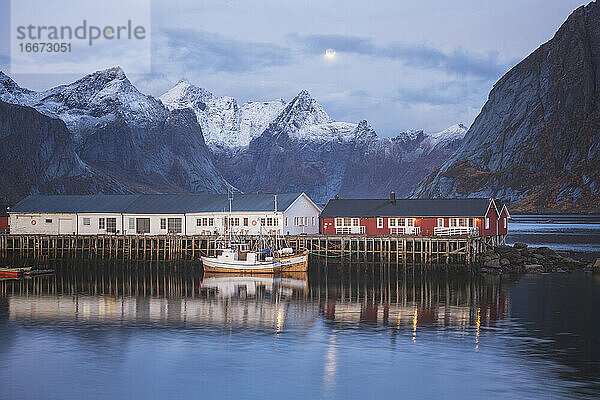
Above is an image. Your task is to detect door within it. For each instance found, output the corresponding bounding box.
[136,218,150,234]
[59,219,73,234]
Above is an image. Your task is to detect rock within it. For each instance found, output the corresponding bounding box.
[484,259,501,269]
[514,242,528,249]
[500,258,511,266]
[525,264,543,271]
[594,258,600,270]
[535,247,557,257]
[411,2,600,212]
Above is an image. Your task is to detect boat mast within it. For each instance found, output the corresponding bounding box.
[228,188,233,246]
[274,194,279,250]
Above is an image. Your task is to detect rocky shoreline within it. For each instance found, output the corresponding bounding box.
[480,242,600,274]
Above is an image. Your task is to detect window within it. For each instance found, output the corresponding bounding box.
[209,218,214,226]
[450,218,457,227]
[83,217,91,226]
[161,218,167,229]
[285,217,288,226]
[129,218,135,230]
[407,218,414,227]
[244,218,248,226]
[437,218,444,227]
[99,218,105,229]
[335,218,343,227]
[168,218,182,233]
[398,218,405,226]
[459,218,468,227]
[377,218,383,228]
[485,217,490,229]
[45,218,52,224]
[312,217,315,226]
[260,218,266,226]
[504,218,507,229]
[389,218,396,227]
[266,217,273,227]
[106,218,116,234]
[229,217,240,226]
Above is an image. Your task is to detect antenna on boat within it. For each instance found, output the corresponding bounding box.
[227,188,233,245]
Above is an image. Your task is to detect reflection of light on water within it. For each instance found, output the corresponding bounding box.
[412,307,418,343]
[475,307,480,352]
[276,305,285,335]
[323,333,337,392]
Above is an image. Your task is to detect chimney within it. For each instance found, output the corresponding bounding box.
[390,192,396,203]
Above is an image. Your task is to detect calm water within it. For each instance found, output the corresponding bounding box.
[507,214,600,259]
[1,258,599,400]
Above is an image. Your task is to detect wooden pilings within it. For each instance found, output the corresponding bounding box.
[0,234,485,266]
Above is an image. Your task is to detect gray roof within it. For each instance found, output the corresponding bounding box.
[10,193,304,214]
[320,198,496,218]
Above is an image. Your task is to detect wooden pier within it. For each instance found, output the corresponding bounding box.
[0,234,485,265]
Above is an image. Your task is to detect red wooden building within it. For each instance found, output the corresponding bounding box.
[320,194,509,242]
[0,205,9,234]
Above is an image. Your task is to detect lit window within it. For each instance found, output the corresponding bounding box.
[485,218,490,229]
[83,217,91,226]
[377,218,383,228]
[99,218,105,229]
[504,218,507,229]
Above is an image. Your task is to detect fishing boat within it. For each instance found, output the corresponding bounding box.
[200,192,309,274]
[201,245,308,274]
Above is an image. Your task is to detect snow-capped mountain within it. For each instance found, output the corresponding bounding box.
[0,67,232,198]
[212,90,466,202]
[0,67,466,203]
[160,80,285,148]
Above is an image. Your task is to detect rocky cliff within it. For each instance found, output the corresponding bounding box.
[0,100,127,203]
[412,2,600,212]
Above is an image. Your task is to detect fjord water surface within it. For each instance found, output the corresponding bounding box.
[0,258,599,400]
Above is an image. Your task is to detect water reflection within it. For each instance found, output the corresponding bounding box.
[0,259,509,336]
[0,258,599,399]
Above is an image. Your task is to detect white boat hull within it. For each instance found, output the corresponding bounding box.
[201,251,309,273]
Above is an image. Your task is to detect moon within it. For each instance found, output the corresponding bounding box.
[325,49,336,59]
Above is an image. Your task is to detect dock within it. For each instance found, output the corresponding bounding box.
[0,234,485,265]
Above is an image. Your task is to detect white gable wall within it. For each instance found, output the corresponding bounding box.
[10,213,76,235]
[282,193,320,235]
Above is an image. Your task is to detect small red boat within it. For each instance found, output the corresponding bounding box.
[0,267,32,279]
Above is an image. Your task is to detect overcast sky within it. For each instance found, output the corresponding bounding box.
[0,0,589,136]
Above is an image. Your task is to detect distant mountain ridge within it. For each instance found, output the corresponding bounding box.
[412,2,600,212]
[0,67,466,204]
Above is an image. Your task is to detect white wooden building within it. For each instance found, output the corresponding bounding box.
[8,193,320,236]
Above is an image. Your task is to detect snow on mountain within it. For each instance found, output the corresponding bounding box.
[160,80,285,148]
[421,123,467,151]
[0,67,232,194]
